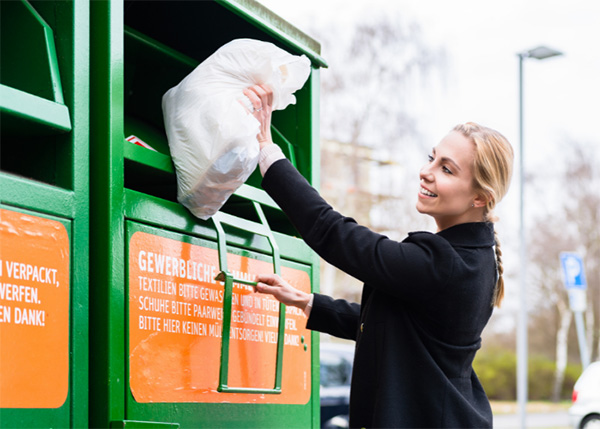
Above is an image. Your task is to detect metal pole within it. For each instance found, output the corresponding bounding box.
[574,311,591,369]
[517,52,528,429]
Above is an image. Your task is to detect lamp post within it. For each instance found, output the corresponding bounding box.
[517,45,563,429]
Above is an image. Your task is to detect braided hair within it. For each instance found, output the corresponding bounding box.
[453,122,514,307]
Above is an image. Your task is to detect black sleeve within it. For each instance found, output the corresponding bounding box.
[262,159,455,303]
[306,293,361,341]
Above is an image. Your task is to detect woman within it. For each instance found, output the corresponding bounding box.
[244,85,514,428]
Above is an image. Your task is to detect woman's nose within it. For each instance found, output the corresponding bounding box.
[420,164,434,182]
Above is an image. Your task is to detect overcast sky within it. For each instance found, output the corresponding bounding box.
[259,0,599,153]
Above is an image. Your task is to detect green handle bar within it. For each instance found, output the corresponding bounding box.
[212,201,285,394]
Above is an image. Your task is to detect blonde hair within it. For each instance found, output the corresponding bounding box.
[453,122,514,307]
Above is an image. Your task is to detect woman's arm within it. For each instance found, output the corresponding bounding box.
[245,86,454,303]
[307,294,361,341]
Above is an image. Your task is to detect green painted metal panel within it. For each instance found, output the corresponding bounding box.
[0,173,75,219]
[111,420,180,429]
[0,0,89,428]
[122,189,315,266]
[0,0,65,102]
[124,221,316,428]
[90,0,323,427]
[0,0,72,136]
[89,0,127,425]
[0,85,71,135]
[2,0,323,427]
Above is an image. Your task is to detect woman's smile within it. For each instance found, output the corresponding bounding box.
[419,185,438,198]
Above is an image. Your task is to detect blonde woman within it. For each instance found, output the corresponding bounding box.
[245,85,513,428]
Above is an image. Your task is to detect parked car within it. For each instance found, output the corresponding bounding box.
[320,342,355,428]
[570,361,600,429]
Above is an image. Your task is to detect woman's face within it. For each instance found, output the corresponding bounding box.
[416,131,484,231]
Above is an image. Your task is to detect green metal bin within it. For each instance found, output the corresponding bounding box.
[0,1,89,428]
[90,1,326,427]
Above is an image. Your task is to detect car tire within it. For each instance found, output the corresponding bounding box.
[581,414,600,429]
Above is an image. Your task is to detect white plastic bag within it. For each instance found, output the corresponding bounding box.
[162,38,311,220]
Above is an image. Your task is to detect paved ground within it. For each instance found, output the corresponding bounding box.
[491,401,572,429]
[494,410,571,429]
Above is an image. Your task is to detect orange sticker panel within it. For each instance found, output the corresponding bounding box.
[129,231,312,404]
[0,208,70,408]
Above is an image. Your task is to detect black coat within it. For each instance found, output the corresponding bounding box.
[262,159,497,428]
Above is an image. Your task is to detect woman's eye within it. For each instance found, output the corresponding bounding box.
[427,154,434,162]
[443,166,453,174]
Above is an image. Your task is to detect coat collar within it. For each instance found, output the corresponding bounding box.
[409,222,495,248]
[437,222,495,248]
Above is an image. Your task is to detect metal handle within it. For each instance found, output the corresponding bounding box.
[212,201,285,394]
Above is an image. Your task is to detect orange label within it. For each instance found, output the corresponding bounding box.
[0,208,70,408]
[129,231,312,404]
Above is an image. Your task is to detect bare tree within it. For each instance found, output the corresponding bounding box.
[314,10,446,217]
[562,142,600,362]
[529,217,576,401]
[528,138,600,400]
[317,16,444,152]
[308,11,446,298]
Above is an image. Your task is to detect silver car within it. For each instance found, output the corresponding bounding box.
[570,361,600,429]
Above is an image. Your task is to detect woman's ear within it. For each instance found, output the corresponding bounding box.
[473,192,490,209]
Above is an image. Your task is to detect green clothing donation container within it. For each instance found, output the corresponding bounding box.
[90,1,326,428]
[0,1,90,428]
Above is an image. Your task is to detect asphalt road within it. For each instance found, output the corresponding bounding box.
[494,410,571,429]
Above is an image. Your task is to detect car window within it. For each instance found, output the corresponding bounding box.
[320,352,351,387]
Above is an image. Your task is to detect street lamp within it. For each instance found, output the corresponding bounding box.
[516,45,563,429]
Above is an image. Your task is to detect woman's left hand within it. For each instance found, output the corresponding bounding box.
[243,84,274,149]
[255,273,311,311]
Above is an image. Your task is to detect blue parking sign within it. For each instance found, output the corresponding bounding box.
[560,252,587,290]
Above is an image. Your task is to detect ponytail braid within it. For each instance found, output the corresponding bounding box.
[492,229,505,307]
[486,211,505,308]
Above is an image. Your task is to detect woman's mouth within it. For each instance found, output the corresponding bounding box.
[419,187,438,197]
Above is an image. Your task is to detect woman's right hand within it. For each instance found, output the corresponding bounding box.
[243,84,274,149]
[255,273,311,311]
